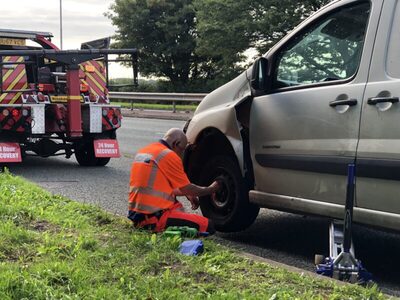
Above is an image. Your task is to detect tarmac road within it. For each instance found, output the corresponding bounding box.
[9,115,400,297]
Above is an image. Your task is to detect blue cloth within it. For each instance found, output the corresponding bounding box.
[179,240,204,256]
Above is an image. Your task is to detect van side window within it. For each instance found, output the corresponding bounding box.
[273,2,370,89]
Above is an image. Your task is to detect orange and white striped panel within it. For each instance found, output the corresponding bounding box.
[80,60,108,102]
[0,56,28,104]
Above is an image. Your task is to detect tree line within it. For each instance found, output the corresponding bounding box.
[106,0,330,93]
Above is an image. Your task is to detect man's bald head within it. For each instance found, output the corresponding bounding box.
[162,128,188,157]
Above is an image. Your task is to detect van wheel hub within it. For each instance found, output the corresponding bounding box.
[211,173,235,211]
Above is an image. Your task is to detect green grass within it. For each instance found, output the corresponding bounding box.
[0,171,389,299]
[111,101,198,111]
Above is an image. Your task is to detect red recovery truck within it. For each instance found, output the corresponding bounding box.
[0,29,137,166]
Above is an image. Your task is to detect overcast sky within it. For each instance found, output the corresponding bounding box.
[0,0,132,78]
[1,0,115,49]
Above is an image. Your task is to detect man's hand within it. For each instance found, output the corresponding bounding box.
[187,195,200,210]
[209,180,220,193]
[179,179,222,201]
[209,179,222,202]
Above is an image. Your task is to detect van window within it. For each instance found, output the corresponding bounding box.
[273,2,370,89]
[387,1,400,78]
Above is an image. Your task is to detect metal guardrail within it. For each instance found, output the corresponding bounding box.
[109,92,207,113]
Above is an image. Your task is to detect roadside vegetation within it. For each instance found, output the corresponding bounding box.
[112,101,197,112]
[0,171,387,299]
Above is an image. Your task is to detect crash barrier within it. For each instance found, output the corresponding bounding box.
[109,92,207,113]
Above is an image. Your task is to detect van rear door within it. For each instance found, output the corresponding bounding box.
[355,0,400,230]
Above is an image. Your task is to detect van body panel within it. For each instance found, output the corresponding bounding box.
[187,96,250,173]
[249,0,381,205]
[249,190,400,231]
[356,0,400,217]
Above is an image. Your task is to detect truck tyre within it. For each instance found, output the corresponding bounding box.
[95,157,111,166]
[75,142,111,167]
[199,155,259,232]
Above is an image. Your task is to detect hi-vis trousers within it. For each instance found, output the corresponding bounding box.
[128,202,215,234]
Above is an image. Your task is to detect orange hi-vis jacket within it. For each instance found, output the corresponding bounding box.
[129,141,190,214]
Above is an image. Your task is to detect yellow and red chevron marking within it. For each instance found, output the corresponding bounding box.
[80,60,107,101]
[0,56,28,104]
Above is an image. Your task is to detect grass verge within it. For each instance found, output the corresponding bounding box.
[0,171,388,299]
[111,101,197,111]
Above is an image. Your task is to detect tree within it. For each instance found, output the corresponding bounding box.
[107,0,331,92]
[194,0,331,68]
[251,0,331,54]
[107,0,201,91]
[193,0,254,83]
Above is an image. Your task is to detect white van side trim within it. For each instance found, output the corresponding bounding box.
[249,190,400,231]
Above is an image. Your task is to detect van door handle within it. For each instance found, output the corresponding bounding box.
[367,97,399,105]
[329,99,358,107]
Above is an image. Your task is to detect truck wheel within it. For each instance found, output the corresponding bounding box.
[75,143,96,166]
[199,155,259,232]
[95,157,111,166]
[75,143,110,167]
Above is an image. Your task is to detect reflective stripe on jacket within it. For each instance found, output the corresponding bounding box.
[129,142,178,214]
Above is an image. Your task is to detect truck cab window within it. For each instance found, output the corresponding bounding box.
[273,2,370,89]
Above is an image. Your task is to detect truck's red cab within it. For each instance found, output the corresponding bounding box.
[0,29,137,166]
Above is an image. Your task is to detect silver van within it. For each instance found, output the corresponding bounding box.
[184,0,400,232]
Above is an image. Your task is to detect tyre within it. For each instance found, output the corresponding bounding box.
[95,157,111,166]
[199,155,259,232]
[75,141,111,167]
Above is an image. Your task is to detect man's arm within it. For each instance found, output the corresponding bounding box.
[174,181,219,197]
[173,181,220,210]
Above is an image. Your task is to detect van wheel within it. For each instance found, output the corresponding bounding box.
[199,155,259,232]
[75,141,111,167]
